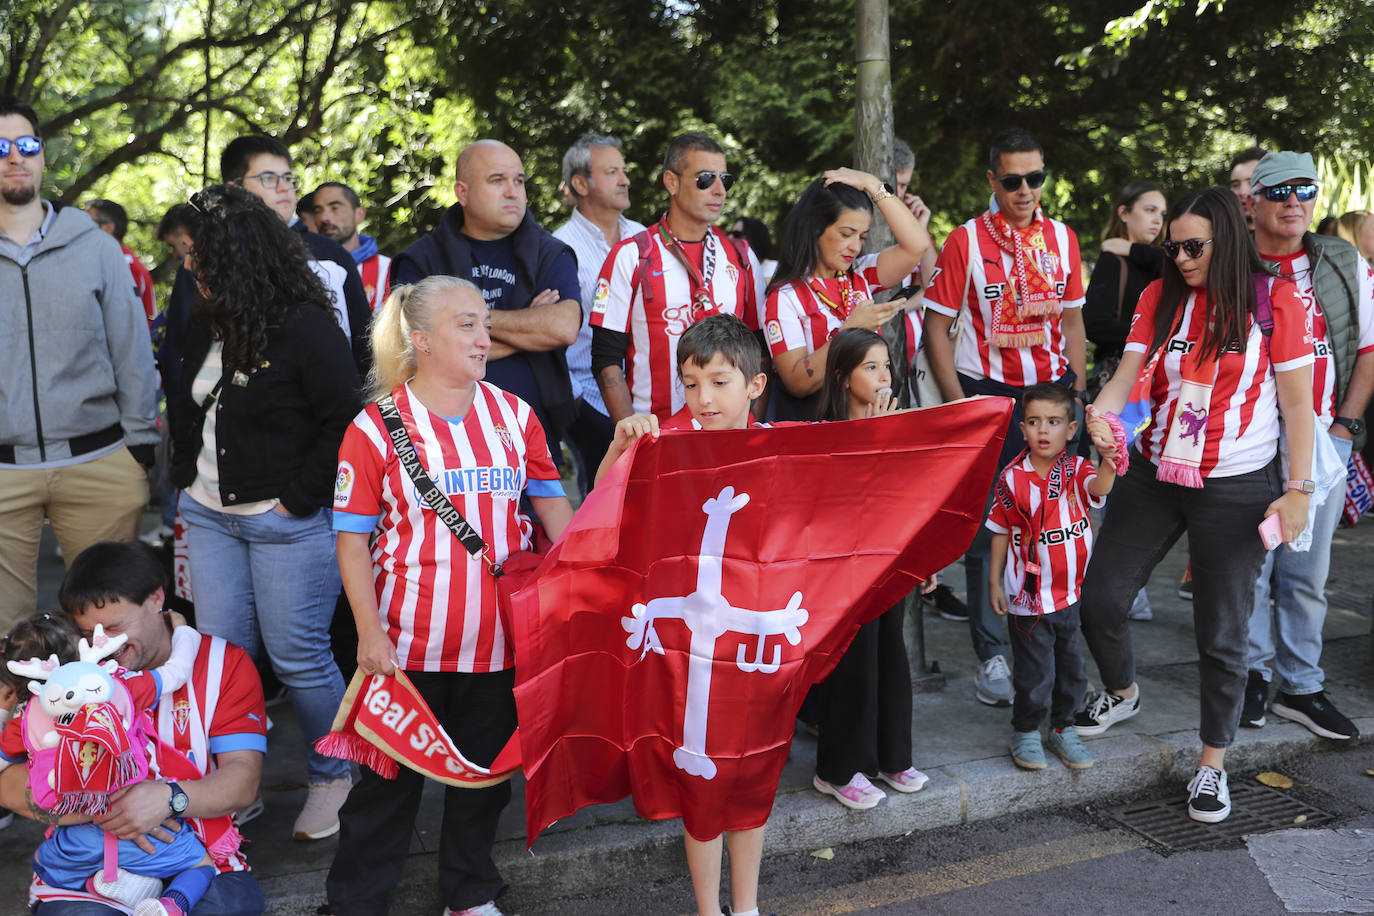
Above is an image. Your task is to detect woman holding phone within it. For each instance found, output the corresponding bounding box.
[763,169,932,420]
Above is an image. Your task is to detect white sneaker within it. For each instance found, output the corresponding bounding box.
[975,655,1013,706]
[87,868,162,906]
[1128,587,1153,621]
[236,793,265,826]
[445,903,504,916]
[1186,765,1231,823]
[292,777,352,840]
[1073,688,1140,736]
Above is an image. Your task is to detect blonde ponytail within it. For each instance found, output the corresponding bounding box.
[366,275,480,401]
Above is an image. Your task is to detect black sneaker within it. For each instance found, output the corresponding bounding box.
[1177,579,1193,601]
[1186,765,1231,823]
[1271,690,1359,740]
[931,584,969,622]
[1240,670,1268,728]
[1073,689,1141,736]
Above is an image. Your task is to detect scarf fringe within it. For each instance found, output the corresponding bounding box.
[992,329,1049,349]
[207,822,244,861]
[1014,298,1060,319]
[315,731,399,779]
[1099,411,1130,476]
[1156,460,1204,489]
[52,791,110,816]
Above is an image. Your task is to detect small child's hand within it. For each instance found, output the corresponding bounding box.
[1084,405,1118,453]
[919,573,940,595]
[989,580,1008,616]
[613,413,659,448]
[866,387,900,417]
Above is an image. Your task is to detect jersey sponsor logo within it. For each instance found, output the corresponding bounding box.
[1314,338,1331,357]
[592,278,610,314]
[335,461,356,508]
[1010,517,1090,547]
[766,320,784,346]
[982,282,1006,300]
[662,304,692,337]
[412,465,527,505]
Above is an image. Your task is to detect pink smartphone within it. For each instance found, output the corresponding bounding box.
[1258,513,1284,551]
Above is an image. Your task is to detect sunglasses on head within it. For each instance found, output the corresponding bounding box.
[1260,183,1318,203]
[0,136,43,158]
[1163,237,1213,260]
[690,170,735,192]
[995,170,1046,192]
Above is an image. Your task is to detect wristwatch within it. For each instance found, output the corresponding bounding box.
[1286,479,1316,495]
[1333,416,1365,436]
[869,182,895,203]
[167,781,189,816]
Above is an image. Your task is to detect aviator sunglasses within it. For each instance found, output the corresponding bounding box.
[0,136,43,158]
[1163,237,1213,260]
[1259,183,1318,203]
[689,170,736,191]
[995,170,1046,192]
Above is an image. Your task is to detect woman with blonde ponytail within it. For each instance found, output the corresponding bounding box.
[325,276,573,916]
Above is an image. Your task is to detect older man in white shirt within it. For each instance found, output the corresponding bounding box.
[553,133,646,496]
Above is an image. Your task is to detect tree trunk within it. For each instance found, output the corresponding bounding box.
[854,0,894,253]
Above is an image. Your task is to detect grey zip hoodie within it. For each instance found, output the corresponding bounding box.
[0,204,157,465]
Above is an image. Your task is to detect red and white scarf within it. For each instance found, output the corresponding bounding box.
[982,208,1062,348]
[1134,291,1218,489]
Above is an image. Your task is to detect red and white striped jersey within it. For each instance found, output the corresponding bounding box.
[359,252,393,314]
[334,382,560,673]
[591,222,765,420]
[904,308,925,368]
[924,217,1085,387]
[1262,249,1374,428]
[763,254,886,356]
[985,454,1102,614]
[1125,279,1315,478]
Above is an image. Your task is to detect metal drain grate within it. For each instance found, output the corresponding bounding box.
[1102,779,1337,851]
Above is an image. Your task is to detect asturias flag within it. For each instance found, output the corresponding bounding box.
[509,397,1012,843]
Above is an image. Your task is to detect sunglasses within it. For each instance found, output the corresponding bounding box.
[1163,237,1213,260]
[995,170,1046,192]
[690,170,735,192]
[0,135,43,158]
[1259,183,1318,203]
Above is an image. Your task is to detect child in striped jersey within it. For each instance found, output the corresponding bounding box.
[596,314,770,916]
[987,384,1116,772]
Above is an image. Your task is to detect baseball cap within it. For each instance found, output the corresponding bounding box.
[1250,151,1319,193]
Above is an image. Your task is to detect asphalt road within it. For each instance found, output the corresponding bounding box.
[507,744,1374,915]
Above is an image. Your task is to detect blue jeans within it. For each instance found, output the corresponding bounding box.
[1248,431,1352,695]
[181,495,348,782]
[31,870,264,915]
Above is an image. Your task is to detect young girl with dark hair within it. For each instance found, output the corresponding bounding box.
[1078,187,1315,824]
[171,183,362,842]
[809,329,929,809]
[763,169,931,420]
[1084,182,1168,364]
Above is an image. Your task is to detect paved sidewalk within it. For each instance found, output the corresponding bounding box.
[2,518,1370,915]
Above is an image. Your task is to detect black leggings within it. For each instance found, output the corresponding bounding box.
[1079,449,1279,748]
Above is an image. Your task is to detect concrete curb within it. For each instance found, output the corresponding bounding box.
[260,717,1371,914]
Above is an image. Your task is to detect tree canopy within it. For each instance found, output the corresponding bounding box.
[5,0,1372,273]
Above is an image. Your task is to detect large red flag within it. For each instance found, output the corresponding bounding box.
[509,397,1012,843]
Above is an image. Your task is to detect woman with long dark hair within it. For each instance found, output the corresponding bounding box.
[1084,181,1167,366]
[763,169,931,419]
[1076,187,1314,824]
[171,183,361,841]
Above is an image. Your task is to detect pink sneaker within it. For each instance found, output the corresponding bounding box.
[813,772,885,810]
[445,903,504,916]
[133,898,186,916]
[878,767,930,793]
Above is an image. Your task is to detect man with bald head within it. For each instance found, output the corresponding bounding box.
[393,140,581,452]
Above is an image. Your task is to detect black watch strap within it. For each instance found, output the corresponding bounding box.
[1334,416,1364,434]
[167,780,189,815]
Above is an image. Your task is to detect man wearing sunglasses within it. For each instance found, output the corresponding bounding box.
[1242,150,1374,742]
[0,94,159,634]
[591,131,764,424]
[922,127,1088,708]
